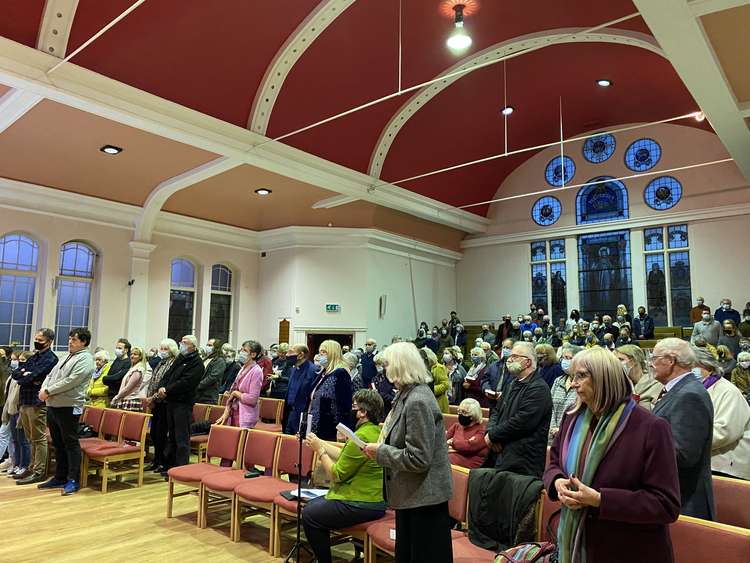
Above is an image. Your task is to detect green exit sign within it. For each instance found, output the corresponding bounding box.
[325,303,341,313]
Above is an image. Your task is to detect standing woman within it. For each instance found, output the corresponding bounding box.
[614,345,663,411]
[309,340,353,441]
[111,346,148,412]
[363,342,453,563]
[86,350,111,407]
[144,338,178,473]
[217,340,264,429]
[548,345,580,444]
[544,347,680,563]
[421,347,450,413]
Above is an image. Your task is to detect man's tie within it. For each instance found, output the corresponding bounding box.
[654,387,667,405]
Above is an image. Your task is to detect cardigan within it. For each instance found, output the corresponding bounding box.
[548,374,577,445]
[86,362,111,407]
[309,367,352,441]
[706,377,750,480]
[228,363,263,428]
[41,349,95,409]
[446,421,488,469]
[326,421,384,505]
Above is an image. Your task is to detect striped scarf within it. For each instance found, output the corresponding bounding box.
[557,398,636,563]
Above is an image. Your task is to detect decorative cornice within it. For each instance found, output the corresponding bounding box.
[461,202,750,248]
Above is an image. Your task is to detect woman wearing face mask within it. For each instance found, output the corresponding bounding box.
[569,324,585,347]
[216,340,264,429]
[144,339,178,472]
[719,321,741,359]
[715,345,737,379]
[308,340,353,441]
[616,304,632,326]
[584,331,599,349]
[420,347,450,413]
[443,347,467,406]
[565,309,582,332]
[86,350,111,407]
[111,346,150,412]
[614,345,663,411]
[731,351,750,396]
[536,343,563,388]
[371,354,396,417]
[462,347,489,408]
[445,398,488,469]
[194,338,226,404]
[615,326,633,347]
[549,345,581,444]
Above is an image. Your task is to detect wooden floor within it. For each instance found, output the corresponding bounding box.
[0,466,366,563]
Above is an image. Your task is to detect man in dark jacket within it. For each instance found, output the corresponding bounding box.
[632,306,655,340]
[283,344,317,434]
[102,338,131,403]
[485,342,552,479]
[360,338,378,389]
[158,335,204,473]
[194,338,225,404]
[481,339,513,413]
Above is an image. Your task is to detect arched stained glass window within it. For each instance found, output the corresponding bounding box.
[210,264,233,343]
[169,258,196,341]
[171,258,195,289]
[583,133,616,164]
[55,241,95,350]
[531,196,562,226]
[644,176,682,210]
[625,138,661,172]
[575,176,629,225]
[545,156,575,187]
[0,233,38,346]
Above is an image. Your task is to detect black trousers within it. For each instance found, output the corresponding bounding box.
[395,502,453,563]
[150,402,168,466]
[165,402,192,469]
[302,497,385,563]
[47,406,81,482]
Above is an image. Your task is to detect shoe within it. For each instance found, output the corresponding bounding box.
[0,459,12,472]
[12,468,31,480]
[6,466,18,477]
[17,472,46,485]
[151,465,164,474]
[61,480,80,496]
[37,477,67,489]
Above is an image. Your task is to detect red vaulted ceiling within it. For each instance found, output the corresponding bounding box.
[0,0,705,218]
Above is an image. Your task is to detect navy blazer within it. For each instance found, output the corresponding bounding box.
[632,315,655,339]
[652,374,715,520]
[284,359,317,434]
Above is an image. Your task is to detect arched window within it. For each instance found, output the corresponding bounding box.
[0,233,39,346]
[169,258,195,342]
[55,241,95,351]
[575,176,629,225]
[210,264,233,343]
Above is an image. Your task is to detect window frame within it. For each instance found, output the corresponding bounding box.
[209,264,233,343]
[643,224,691,326]
[0,232,40,348]
[54,241,96,351]
[168,258,197,341]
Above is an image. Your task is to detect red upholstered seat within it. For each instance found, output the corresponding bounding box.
[169,463,232,483]
[451,534,496,562]
[201,468,247,491]
[190,434,209,444]
[87,443,141,456]
[714,476,750,529]
[274,493,299,513]
[234,476,296,503]
[254,422,282,433]
[79,438,108,450]
[366,520,397,554]
[671,516,750,562]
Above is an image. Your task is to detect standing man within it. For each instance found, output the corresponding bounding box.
[283,344,317,434]
[691,312,722,346]
[632,306,655,340]
[714,298,741,327]
[13,328,58,485]
[651,338,715,520]
[37,328,95,495]
[690,297,711,324]
[360,339,378,389]
[159,335,204,474]
[102,338,131,404]
[194,338,225,404]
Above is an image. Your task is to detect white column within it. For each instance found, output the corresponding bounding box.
[565,237,580,312]
[198,264,212,342]
[126,241,156,345]
[630,230,648,310]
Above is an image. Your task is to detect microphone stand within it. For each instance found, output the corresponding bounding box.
[284,409,313,563]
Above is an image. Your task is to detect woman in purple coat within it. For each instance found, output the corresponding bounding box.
[544,346,680,563]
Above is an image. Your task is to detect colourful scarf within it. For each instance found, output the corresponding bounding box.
[557,398,636,563]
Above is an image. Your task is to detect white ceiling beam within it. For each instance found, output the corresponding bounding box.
[36,0,80,58]
[0,37,488,234]
[739,101,750,118]
[688,0,750,17]
[0,87,43,133]
[633,0,750,182]
[311,194,359,209]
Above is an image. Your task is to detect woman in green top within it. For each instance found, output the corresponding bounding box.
[302,389,386,563]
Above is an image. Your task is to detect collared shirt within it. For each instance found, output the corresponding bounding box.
[665,372,692,393]
[12,348,59,406]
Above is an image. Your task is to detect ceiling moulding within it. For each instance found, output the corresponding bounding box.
[0,87,43,133]
[0,38,487,234]
[688,0,750,17]
[368,28,664,178]
[249,0,356,135]
[36,0,80,58]
[633,0,750,182]
[461,201,750,248]
[0,177,460,264]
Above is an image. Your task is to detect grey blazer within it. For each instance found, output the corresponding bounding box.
[376,383,452,510]
[653,374,716,520]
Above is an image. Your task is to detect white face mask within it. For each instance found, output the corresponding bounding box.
[179,343,189,355]
[157,350,169,360]
[692,367,703,379]
[237,351,249,364]
[560,358,572,374]
[740,361,750,370]
[202,345,213,356]
[114,348,125,358]
[722,303,731,310]
[442,354,452,364]
[10,360,19,370]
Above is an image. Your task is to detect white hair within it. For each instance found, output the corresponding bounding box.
[383,342,431,387]
[459,398,483,423]
[160,338,179,357]
[94,350,110,361]
[512,341,537,370]
[182,334,198,349]
[470,347,486,360]
[342,352,359,370]
[655,337,696,368]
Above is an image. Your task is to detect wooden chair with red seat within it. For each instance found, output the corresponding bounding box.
[80,411,151,493]
[79,408,125,450]
[713,475,750,529]
[189,403,212,461]
[443,413,459,432]
[671,515,750,562]
[167,425,245,526]
[198,429,279,540]
[219,393,230,406]
[233,433,314,555]
[449,405,460,415]
[254,398,284,433]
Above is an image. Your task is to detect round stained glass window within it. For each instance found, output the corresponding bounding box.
[545,155,575,187]
[644,176,682,210]
[532,196,562,226]
[625,138,661,172]
[583,133,616,164]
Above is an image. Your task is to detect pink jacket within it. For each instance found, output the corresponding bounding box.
[230,363,263,428]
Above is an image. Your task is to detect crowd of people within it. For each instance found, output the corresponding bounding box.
[1,295,750,562]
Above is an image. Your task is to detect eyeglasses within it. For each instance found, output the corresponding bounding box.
[507,354,530,362]
[650,354,674,362]
[572,371,590,382]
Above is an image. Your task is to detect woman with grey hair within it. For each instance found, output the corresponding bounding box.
[548,344,581,444]
[445,398,488,468]
[144,338,178,472]
[693,347,750,480]
[86,350,111,408]
[220,343,240,394]
[615,344,663,411]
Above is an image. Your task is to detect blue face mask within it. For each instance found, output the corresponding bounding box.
[560,358,572,373]
[157,350,169,360]
[501,348,511,358]
[318,355,329,368]
[238,351,249,364]
[471,356,482,366]
[10,360,19,370]
[179,343,189,355]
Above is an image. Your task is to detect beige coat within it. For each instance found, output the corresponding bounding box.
[633,375,664,411]
[707,377,750,480]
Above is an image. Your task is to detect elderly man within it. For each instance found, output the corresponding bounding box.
[651,338,715,520]
[284,344,318,434]
[360,338,378,389]
[714,298,741,327]
[691,311,722,346]
[159,335,204,474]
[484,341,552,478]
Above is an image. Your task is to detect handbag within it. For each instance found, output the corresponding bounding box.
[494,508,560,563]
[78,423,96,438]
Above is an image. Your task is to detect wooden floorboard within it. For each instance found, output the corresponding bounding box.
[1,468,367,562]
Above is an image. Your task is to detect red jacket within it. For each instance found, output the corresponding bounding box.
[257,355,273,391]
[446,421,488,469]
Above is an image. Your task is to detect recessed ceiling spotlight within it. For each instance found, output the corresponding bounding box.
[100,144,123,155]
[596,79,612,87]
[446,4,472,51]
[694,111,706,122]
[501,106,514,116]
[254,188,272,196]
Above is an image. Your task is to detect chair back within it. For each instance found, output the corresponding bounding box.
[448,465,470,526]
[443,413,459,431]
[82,407,105,432]
[275,434,314,478]
[219,393,230,406]
[121,412,151,442]
[671,516,750,562]
[192,403,210,423]
[537,490,561,542]
[480,407,490,419]
[714,475,750,529]
[205,425,244,464]
[259,398,283,423]
[207,405,225,424]
[243,430,279,471]
[448,405,459,415]
[100,409,125,440]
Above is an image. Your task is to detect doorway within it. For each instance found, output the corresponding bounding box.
[306,332,354,355]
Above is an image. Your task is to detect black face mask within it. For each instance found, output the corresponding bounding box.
[286,356,298,367]
[458,414,473,427]
[33,341,46,351]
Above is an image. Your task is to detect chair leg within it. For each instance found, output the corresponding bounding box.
[270,506,278,556]
[167,478,174,518]
[137,454,144,487]
[197,485,204,527]
[231,497,240,543]
[101,460,109,494]
[199,485,207,529]
[80,454,88,488]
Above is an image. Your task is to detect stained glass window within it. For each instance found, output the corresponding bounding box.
[645,176,682,210]
[210,264,233,343]
[169,258,196,341]
[625,138,661,172]
[583,133,616,164]
[545,155,576,187]
[644,228,664,252]
[531,241,546,262]
[171,258,195,289]
[55,241,95,350]
[669,252,692,326]
[667,224,689,249]
[577,230,632,319]
[531,263,548,317]
[645,254,668,326]
[643,225,692,326]
[550,262,567,325]
[0,233,38,347]
[531,196,562,226]
[550,239,566,260]
[576,177,629,224]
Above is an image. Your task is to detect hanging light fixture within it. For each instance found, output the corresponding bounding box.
[446,4,472,51]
